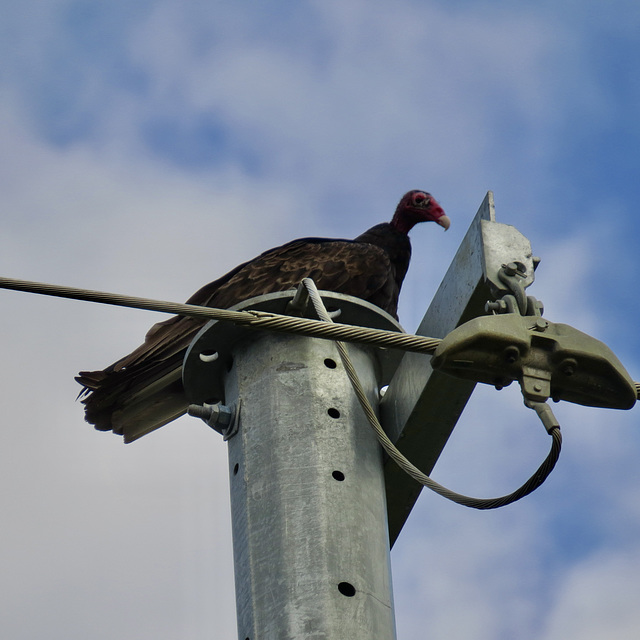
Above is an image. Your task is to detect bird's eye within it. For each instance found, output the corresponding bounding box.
[413,193,430,206]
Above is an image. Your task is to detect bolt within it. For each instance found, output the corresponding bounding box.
[504,345,520,364]
[560,358,577,376]
[534,318,549,332]
[526,296,545,317]
[486,299,508,314]
[188,402,233,432]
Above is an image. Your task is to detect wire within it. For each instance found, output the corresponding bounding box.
[0,274,638,407]
[302,278,563,510]
[0,275,441,355]
[3,273,636,505]
[5,273,639,505]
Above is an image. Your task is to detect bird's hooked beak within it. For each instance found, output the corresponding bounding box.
[436,214,451,230]
[427,199,450,230]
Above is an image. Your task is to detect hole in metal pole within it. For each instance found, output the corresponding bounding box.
[324,358,337,369]
[233,463,239,476]
[332,470,345,481]
[327,408,340,419]
[199,350,219,363]
[338,582,356,597]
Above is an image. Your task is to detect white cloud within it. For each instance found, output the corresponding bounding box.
[1,1,639,638]
[542,548,640,640]
[112,0,601,204]
[392,501,549,639]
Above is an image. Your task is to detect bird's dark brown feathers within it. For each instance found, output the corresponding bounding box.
[76,191,448,441]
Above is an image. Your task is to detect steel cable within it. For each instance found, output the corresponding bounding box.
[0,275,441,355]
[0,274,637,410]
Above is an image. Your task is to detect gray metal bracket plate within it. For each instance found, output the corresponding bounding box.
[381,192,537,545]
[183,290,404,406]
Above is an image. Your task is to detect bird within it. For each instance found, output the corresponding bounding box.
[76,190,450,442]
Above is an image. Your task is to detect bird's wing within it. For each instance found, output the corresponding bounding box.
[187,237,393,309]
[77,238,396,441]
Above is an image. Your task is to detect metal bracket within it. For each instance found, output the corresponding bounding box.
[430,313,637,410]
[485,262,544,318]
[182,290,404,407]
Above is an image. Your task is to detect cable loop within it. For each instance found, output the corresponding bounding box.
[302,277,563,510]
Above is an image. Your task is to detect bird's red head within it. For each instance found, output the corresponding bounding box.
[391,190,450,234]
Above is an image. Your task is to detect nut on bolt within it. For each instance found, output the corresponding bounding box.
[560,358,578,376]
[485,299,508,314]
[504,345,520,364]
[188,402,234,434]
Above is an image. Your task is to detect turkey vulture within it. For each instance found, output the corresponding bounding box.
[77,190,449,441]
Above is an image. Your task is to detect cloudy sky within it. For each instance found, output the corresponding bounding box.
[1,0,639,638]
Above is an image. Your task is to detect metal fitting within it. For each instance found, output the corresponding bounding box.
[486,299,508,314]
[502,262,519,277]
[533,318,549,332]
[525,400,560,433]
[188,402,235,437]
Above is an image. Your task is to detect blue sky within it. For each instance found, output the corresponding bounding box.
[1,1,639,638]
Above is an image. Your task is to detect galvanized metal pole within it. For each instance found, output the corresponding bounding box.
[183,293,401,640]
